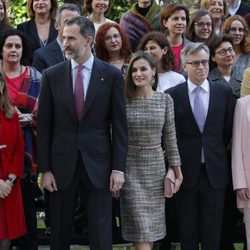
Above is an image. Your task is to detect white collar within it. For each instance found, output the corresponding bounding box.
[188,79,209,94]
[71,54,94,71]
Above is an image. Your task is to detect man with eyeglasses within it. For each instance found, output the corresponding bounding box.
[166,42,235,250]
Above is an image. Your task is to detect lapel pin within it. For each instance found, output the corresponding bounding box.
[101,78,104,81]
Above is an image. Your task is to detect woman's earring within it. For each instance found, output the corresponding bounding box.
[151,75,155,86]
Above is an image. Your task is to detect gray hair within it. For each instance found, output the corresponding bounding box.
[56,3,81,25]
[64,16,95,40]
[180,42,210,64]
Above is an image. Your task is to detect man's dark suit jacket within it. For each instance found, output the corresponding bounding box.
[37,58,128,190]
[17,18,57,65]
[32,39,64,72]
[166,81,235,189]
[236,1,250,16]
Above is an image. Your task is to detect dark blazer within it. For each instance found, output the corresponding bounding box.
[236,2,250,16]
[32,39,64,73]
[17,18,57,65]
[37,58,128,190]
[208,67,241,98]
[166,81,235,189]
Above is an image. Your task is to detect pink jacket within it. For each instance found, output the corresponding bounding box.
[232,95,250,208]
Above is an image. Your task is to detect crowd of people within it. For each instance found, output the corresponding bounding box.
[0,0,250,250]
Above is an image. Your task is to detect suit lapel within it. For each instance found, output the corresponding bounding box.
[182,83,202,133]
[82,59,104,118]
[29,19,41,47]
[63,60,78,123]
[203,81,217,132]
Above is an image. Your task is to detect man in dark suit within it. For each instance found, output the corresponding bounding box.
[32,3,81,73]
[166,43,235,250]
[37,16,128,250]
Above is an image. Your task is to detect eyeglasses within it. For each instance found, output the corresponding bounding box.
[104,33,121,42]
[215,47,234,56]
[186,59,209,68]
[194,22,212,28]
[229,27,245,33]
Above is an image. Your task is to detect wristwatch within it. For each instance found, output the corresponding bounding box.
[6,176,17,185]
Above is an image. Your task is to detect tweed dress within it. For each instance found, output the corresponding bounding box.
[120,92,181,242]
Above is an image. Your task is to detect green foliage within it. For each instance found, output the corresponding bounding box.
[10,0,27,27]
[10,0,132,27]
[9,0,250,27]
[107,0,133,23]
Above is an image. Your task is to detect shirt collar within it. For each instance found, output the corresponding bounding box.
[188,78,209,94]
[71,54,94,71]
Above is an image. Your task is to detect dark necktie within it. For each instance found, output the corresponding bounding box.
[74,64,84,121]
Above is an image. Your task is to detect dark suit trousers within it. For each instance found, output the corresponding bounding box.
[49,153,112,250]
[175,167,226,250]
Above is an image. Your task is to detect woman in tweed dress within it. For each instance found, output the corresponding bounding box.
[120,51,182,250]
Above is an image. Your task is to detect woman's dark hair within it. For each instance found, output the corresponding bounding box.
[0,28,31,61]
[95,22,131,61]
[0,0,10,31]
[160,3,189,30]
[83,0,112,15]
[208,34,234,58]
[138,31,175,72]
[125,51,158,102]
[187,10,215,44]
[27,0,58,19]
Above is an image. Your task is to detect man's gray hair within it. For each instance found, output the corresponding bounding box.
[64,16,95,40]
[180,42,210,64]
[56,3,81,25]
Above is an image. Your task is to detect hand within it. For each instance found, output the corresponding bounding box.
[17,112,33,127]
[42,171,58,192]
[172,166,183,193]
[109,171,125,197]
[236,188,250,201]
[0,179,12,199]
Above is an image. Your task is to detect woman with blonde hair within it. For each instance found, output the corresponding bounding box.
[17,0,58,65]
[200,0,228,35]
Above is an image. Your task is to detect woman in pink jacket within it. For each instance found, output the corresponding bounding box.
[232,95,250,250]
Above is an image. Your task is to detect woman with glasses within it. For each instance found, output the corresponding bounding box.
[160,4,190,73]
[221,15,250,81]
[138,31,185,92]
[95,22,131,73]
[200,0,228,35]
[187,10,215,44]
[208,34,241,97]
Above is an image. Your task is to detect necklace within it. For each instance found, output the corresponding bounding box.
[110,59,122,65]
[1,63,23,78]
